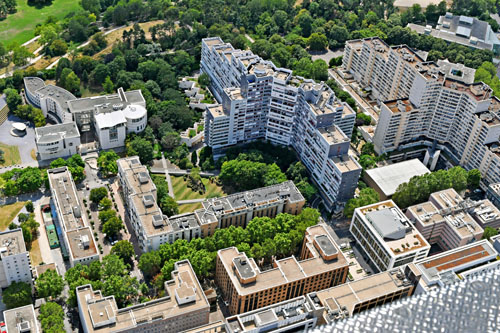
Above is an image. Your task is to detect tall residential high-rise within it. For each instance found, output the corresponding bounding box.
[342,37,500,188]
[201,37,361,208]
[0,229,33,288]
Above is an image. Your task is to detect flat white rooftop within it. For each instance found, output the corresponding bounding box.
[365,159,430,197]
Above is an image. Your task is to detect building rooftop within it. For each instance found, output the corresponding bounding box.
[23,76,45,93]
[414,240,498,285]
[365,159,430,197]
[408,21,498,51]
[207,104,229,119]
[0,229,26,258]
[196,181,304,225]
[319,126,349,145]
[436,59,476,84]
[217,224,347,296]
[76,260,209,332]
[94,112,127,129]
[67,88,144,113]
[47,167,85,231]
[35,84,76,113]
[226,296,314,332]
[309,267,414,319]
[35,122,80,144]
[117,157,156,196]
[358,201,429,255]
[3,305,39,333]
[34,263,58,278]
[331,155,362,173]
[66,227,98,261]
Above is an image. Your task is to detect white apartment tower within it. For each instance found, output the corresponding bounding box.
[343,37,500,188]
[0,229,32,288]
[201,37,361,208]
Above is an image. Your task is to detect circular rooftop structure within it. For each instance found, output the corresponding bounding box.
[122,104,147,120]
[10,122,27,137]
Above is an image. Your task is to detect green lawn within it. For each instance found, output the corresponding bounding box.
[178,202,202,214]
[0,0,81,46]
[0,201,26,231]
[0,142,22,166]
[172,176,225,201]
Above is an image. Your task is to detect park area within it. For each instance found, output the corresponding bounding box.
[0,142,22,166]
[0,201,25,230]
[171,175,226,213]
[0,0,80,45]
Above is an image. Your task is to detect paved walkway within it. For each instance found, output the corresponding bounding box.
[34,204,54,264]
[0,114,37,165]
[176,198,206,204]
[150,167,219,177]
[161,153,175,198]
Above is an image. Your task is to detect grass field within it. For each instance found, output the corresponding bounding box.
[0,142,21,166]
[0,0,81,46]
[178,202,203,214]
[0,201,26,231]
[171,176,225,201]
[29,238,42,265]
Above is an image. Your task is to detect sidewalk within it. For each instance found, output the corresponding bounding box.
[34,205,54,265]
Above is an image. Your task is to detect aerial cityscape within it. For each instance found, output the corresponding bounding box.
[0,0,500,331]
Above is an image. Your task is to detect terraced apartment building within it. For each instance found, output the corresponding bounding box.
[201,37,361,209]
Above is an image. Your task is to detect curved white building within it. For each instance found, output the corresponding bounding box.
[24,77,147,159]
[122,104,147,133]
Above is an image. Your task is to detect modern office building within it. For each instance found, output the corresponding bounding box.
[118,156,305,252]
[47,167,99,267]
[24,78,147,157]
[34,122,81,160]
[225,296,318,333]
[363,159,430,199]
[307,267,415,323]
[201,37,361,209]
[216,224,349,315]
[350,200,431,272]
[407,188,484,251]
[408,13,500,53]
[3,305,40,333]
[407,239,499,293]
[77,260,210,333]
[0,229,32,288]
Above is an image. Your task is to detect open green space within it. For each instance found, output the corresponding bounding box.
[171,176,225,201]
[0,0,81,46]
[0,142,22,166]
[0,201,26,231]
[178,202,202,214]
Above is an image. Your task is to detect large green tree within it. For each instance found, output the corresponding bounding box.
[3,281,32,309]
[35,269,64,299]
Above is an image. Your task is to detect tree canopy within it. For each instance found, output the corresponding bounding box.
[3,281,32,309]
[35,269,64,299]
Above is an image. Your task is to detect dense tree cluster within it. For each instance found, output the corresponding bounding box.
[90,186,108,204]
[10,212,39,248]
[219,159,287,191]
[138,208,320,283]
[3,281,31,309]
[152,175,179,216]
[111,240,135,265]
[99,208,123,238]
[344,187,380,218]
[393,166,481,208]
[0,0,16,19]
[474,61,500,97]
[49,154,86,183]
[97,150,120,177]
[38,302,65,333]
[1,167,44,196]
[65,254,138,307]
[35,269,64,299]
